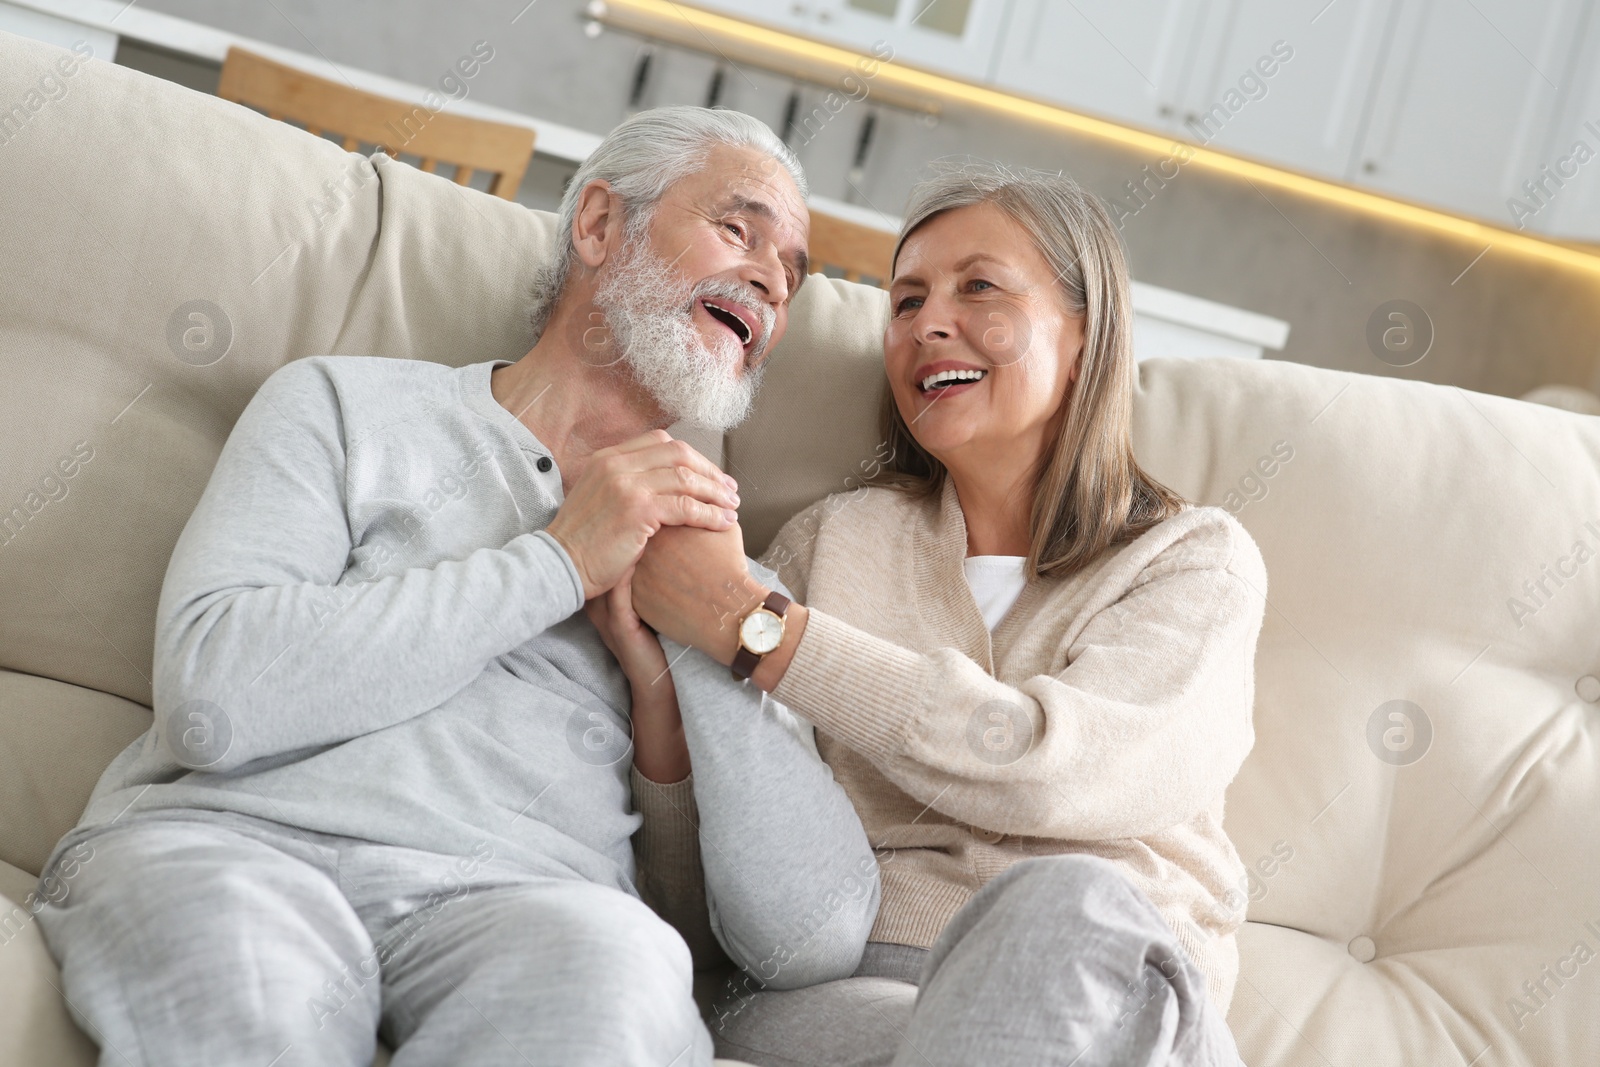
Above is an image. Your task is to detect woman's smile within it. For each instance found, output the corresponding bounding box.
[915,359,990,399]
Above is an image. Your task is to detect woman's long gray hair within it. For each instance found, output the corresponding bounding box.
[876,161,1188,579]
[527,106,807,337]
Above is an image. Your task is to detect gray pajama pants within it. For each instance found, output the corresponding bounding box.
[709,855,1244,1067]
[35,810,712,1067]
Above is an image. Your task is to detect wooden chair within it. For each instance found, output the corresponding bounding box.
[217,46,535,200]
[808,210,897,287]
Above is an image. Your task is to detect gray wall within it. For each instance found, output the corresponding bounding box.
[125,0,1600,400]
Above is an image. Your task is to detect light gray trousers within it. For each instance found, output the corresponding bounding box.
[709,855,1243,1067]
[35,810,712,1067]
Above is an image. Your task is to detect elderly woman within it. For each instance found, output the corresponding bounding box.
[628,162,1266,1067]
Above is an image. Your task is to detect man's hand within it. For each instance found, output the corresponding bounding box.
[546,430,740,600]
[632,524,764,667]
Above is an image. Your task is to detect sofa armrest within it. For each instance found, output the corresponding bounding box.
[0,866,98,1067]
[0,859,37,910]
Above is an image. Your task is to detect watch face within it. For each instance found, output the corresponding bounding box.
[740,609,784,654]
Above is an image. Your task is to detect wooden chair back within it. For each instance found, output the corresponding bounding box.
[808,211,897,287]
[217,46,535,200]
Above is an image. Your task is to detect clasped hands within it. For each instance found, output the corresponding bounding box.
[545,430,774,688]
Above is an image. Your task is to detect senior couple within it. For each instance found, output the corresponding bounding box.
[36,105,1266,1067]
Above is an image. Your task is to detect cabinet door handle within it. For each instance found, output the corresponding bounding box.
[628,48,654,110]
[781,87,803,146]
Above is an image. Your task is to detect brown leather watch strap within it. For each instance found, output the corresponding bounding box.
[730,645,761,681]
[730,590,792,681]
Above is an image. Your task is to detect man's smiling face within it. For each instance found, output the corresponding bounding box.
[587,143,810,429]
[639,143,810,372]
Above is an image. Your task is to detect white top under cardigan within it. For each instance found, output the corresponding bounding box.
[962,555,1028,631]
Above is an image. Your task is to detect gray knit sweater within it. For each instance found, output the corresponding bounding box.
[41,355,878,988]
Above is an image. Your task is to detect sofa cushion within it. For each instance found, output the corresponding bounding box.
[1127,358,1599,1065]
[0,886,99,1067]
[0,859,39,911]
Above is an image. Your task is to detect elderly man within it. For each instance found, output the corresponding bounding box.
[34,106,878,1067]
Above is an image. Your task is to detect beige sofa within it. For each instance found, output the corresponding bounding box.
[3,29,1598,1067]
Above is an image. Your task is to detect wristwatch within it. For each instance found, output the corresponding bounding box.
[731,590,791,681]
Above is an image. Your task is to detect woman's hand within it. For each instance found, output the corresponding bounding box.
[632,524,810,692]
[584,568,691,783]
[584,565,668,682]
[632,524,761,665]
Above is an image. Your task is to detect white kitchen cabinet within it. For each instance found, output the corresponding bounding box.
[988,0,1208,133]
[669,0,1600,238]
[1530,3,1600,240]
[689,0,1014,81]
[1177,0,1395,182]
[1355,0,1590,223]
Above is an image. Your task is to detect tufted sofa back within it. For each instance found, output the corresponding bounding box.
[2,31,1597,1067]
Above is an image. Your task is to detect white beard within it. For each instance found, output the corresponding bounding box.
[592,239,771,431]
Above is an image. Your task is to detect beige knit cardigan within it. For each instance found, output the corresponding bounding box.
[636,478,1268,1015]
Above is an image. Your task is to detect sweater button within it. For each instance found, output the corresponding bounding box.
[536,456,553,473]
[974,828,1004,844]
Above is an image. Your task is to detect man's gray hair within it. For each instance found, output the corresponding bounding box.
[527,106,807,337]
